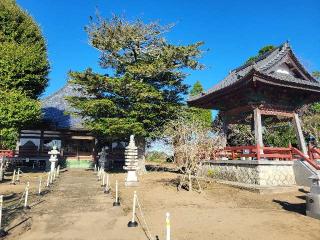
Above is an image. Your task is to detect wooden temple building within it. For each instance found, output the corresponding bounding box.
[189,42,320,187]
[17,83,128,169]
[188,42,320,157]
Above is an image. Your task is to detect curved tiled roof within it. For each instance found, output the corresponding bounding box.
[41,83,87,130]
[188,42,320,103]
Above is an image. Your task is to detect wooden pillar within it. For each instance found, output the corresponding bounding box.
[292,113,307,155]
[254,108,263,147]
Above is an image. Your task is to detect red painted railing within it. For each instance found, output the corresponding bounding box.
[0,150,14,157]
[223,145,320,170]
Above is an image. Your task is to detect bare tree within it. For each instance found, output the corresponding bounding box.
[164,116,224,192]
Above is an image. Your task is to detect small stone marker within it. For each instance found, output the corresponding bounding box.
[124,135,139,186]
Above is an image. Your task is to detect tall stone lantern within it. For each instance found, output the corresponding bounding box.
[123,135,139,186]
[48,146,60,173]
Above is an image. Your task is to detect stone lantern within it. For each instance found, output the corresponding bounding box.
[123,135,139,186]
[48,146,60,174]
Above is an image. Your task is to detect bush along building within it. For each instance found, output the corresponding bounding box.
[18,83,139,169]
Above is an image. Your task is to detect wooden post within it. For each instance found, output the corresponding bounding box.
[254,108,263,151]
[292,113,308,155]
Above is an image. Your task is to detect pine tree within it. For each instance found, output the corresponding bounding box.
[68,15,204,139]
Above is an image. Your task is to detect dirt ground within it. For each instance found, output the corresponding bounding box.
[1,165,320,240]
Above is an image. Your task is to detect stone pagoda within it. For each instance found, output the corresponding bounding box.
[124,135,139,186]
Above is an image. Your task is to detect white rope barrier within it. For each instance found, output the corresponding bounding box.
[136,195,153,240]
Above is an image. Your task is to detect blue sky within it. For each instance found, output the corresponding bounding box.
[17,0,320,98]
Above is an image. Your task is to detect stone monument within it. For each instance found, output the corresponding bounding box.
[98,146,108,170]
[48,146,60,174]
[124,135,139,186]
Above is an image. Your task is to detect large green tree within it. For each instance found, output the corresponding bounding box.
[68,15,204,139]
[0,0,49,149]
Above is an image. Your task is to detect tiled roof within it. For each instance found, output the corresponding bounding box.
[189,42,320,102]
[41,83,87,130]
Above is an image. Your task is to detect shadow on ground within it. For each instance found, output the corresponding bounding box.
[272,199,306,215]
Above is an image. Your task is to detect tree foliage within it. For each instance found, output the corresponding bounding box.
[164,116,224,191]
[0,90,41,149]
[0,0,48,149]
[68,15,204,139]
[185,81,212,127]
[245,45,275,64]
[0,0,50,98]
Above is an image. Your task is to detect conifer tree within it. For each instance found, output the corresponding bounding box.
[68,15,204,139]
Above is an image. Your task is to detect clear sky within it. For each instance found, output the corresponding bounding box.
[17,0,320,98]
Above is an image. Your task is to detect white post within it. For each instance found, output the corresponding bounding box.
[0,194,6,236]
[38,176,42,195]
[0,195,3,230]
[50,169,53,184]
[166,212,171,240]
[24,182,30,209]
[116,180,118,202]
[11,169,16,184]
[113,180,120,206]
[102,172,105,187]
[128,191,138,227]
[104,174,110,193]
[53,168,56,181]
[94,164,97,173]
[56,165,60,177]
[16,168,20,182]
[46,172,50,187]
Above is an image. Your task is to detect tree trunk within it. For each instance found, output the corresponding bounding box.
[136,137,146,174]
[188,172,192,191]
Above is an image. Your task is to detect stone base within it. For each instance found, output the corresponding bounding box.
[216,180,299,194]
[199,160,296,187]
[125,181,139,187]
[0,229,8,237]
[128,221,138,227]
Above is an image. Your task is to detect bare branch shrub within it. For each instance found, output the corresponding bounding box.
[163,116,224,192]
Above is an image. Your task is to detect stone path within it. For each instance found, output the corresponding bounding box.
[15,169,146,240]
